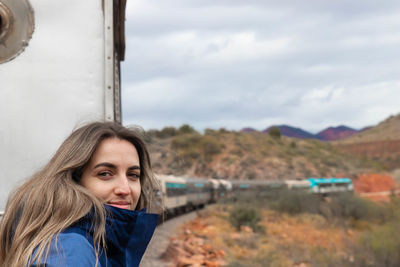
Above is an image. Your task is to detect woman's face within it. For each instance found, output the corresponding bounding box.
[80,138,141,210]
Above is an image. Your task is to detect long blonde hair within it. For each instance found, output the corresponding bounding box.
[0,122,158,267]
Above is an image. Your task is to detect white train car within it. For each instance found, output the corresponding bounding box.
[185,177,212,209]
[0,0,127,213]
[157,175,187,215]
[209,178,233,202]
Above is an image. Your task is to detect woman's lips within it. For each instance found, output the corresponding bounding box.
[107,201,131,209]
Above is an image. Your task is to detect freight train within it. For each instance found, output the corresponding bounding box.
[156,175,354,216]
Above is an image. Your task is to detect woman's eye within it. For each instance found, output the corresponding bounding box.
[98,171,112,177]
[128,173,140,180]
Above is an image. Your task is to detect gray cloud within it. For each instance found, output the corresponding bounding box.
[122,0,400,133]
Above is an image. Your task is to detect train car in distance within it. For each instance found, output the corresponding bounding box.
[230,178,353,195]
[285,179,311,191]
[155,175,353,219]
[230,180,285,192]
[157,175,187,216]
[156,175,233,217]
[185,177,212,209]
[209,179,233,202]
[307,178,353,194]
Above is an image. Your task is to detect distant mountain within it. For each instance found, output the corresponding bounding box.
[316,126,358,141]
[264,125,316,139]
[240,127,257,133]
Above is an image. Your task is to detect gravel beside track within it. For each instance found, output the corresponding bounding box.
[140,211,199,267]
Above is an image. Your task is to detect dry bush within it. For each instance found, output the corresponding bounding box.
[228,205,263,233]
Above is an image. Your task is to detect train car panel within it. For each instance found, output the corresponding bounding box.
[158,175,187,212]
[307,178,353,194]
[185,178,212,208]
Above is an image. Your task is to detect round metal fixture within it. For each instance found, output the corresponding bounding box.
[0,3,12,41]
[0,0,35,64]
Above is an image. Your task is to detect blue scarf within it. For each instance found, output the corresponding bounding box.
[31,205,159,267]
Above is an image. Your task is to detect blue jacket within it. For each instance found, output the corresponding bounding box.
[30,206,159,267]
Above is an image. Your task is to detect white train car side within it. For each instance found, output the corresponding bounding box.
[157,175,187,215]
[185,178,212,209]
[0,0,127,213]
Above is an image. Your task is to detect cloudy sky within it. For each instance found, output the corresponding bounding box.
[121,0,400,133]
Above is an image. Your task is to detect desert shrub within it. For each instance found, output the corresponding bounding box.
[233,235,260,249]
[156,126,177,138]
[171,134,201,149]
[290,141,297,149]
[201,137,223,160]
[270,189,320,215]
[307,246,349,267]
[228,250,288,267]
[178,124,197,134]
[327,193,385,222]
[268,127,281,139]
[143,129,156,143]
[171,134,223,163]
[228,205,263,232]
[219,127,229,133]
[204,128,217,135]
[350,222,400,267]
[268,190,384,223]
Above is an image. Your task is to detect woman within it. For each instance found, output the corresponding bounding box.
[0,122,160,267]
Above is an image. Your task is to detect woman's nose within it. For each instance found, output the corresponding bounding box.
[114,176,131,195]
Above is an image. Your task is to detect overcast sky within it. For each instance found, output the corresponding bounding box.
[121,0,400,133]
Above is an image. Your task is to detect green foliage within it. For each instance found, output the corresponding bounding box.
[354,222,400,267]
[228,205,263,232]
[265,190,385,224]
[178,124,197,134]
[204,128,217,135]
[290,141,297,149]
[226,193,400,267]
[155,126,177,138]
[345,197,400,266]
[219,127,229,133]
[202,137,223,160]
[149,125,383,181]
[270,189,320,215]
[268,127,281,139]
[171,134,202,149]
[227,248,285,267]
[171,133,223,164]
[325,193,385,222]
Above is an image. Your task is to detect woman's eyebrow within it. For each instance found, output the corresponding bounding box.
[94,162,116,169]
[128,166,140,171]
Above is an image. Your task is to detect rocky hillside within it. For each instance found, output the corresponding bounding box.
[337,114,400,144]
[146,126,382,180]
[335,113,400,171]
